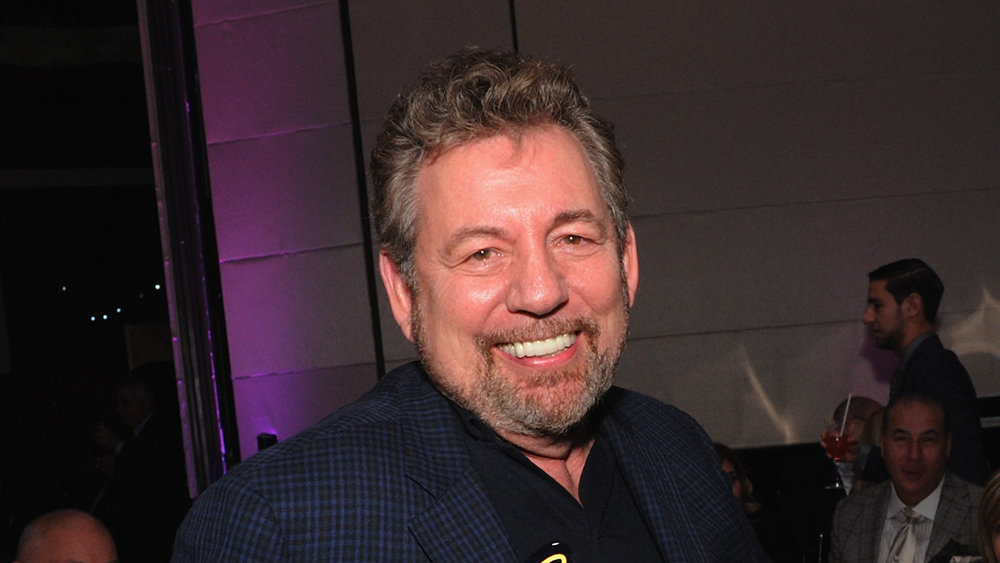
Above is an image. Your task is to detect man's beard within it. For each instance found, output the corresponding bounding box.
[411,293,629,439]
[874,310,906,351]
[875,326,904,351]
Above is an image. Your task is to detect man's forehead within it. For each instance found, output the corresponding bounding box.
[414,129,604,220]
[888,403,945,433]
[868,280,889,296]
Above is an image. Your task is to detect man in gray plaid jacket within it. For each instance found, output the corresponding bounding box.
[831,394,982,563]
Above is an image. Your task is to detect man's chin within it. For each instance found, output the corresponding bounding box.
[479,378,601,437]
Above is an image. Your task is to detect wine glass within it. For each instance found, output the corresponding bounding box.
[822,420,848,490]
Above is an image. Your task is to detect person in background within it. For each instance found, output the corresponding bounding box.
[715,443,760,515]
[93,376,189,563]
[15,509,117,563]
[979,471,1000,563]
[863,258,988,485]
[831,393,982,563]
[824,396,883,494]
[716,442,796,562]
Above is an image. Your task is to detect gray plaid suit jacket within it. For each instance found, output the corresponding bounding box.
[172,362,768,562]
[829,471,982,563]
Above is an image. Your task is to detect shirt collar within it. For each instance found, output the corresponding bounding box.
[898,331,933,367]
[451,401,499,442]
[886,473,946,521]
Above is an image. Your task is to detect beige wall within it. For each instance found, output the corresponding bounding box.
[190,0,378,458]
[188,0,1000,456]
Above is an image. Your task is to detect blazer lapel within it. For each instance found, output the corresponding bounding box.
[862,484,892,563]
[397,366,517,563]
[408,470,516,563]
[599,403,706,562]
[927,473,971,559]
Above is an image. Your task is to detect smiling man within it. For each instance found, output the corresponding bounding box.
[830,394,982,563]
[173,48,766,563]
[862,259,987,485]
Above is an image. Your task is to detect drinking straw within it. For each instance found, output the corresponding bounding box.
[839,393,852,432]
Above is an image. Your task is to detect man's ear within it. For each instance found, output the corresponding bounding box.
[901,292,924,321]
[379,251,415,342]
[623,224,639,307]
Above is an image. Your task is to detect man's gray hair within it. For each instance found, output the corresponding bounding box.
[370,47,628,289]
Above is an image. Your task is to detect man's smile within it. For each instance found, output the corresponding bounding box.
[497,332,578,359]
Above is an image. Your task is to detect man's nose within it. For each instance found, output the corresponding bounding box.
[506,248,569,316]
[862,307,875,325]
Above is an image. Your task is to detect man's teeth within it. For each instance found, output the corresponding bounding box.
[499,333,577,358]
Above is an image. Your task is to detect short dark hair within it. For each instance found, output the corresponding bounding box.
[881,392,950,436]
[868,259,944,324]
[370,47,628,289]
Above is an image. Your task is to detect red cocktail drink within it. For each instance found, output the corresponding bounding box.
[825,434,849,460]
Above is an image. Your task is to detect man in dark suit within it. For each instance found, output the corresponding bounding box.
[95,377,190,563]
[863,259,988,485]
[172,48,768,562]
[830,394,982,563]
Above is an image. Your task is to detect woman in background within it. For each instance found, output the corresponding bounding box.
[715,443,795,563]
[715,443,760,514]
[980,470,1000,563]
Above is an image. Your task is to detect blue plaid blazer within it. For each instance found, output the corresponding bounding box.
[172,362,768,562]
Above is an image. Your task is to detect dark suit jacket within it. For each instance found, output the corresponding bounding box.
[106,411,192,563]
[172,362,768,562]
[829,472,982,563]
[893,334,988,485]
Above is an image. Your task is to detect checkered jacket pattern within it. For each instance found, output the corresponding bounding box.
[830,471,983,563]
[172,362,768,562]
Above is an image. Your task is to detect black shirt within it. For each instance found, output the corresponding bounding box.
[453,405,663,563]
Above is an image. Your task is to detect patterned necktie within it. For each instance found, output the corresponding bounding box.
[887,507,921,563]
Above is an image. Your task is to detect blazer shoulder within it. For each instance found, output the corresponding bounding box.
[907,335,965,374]
[834,480,889,519]
[221,363,437,481]
[942,472,983,506]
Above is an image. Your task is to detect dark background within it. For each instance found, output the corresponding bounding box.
[0,0,169,558]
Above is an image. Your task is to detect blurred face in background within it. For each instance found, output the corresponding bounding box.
[115,386,151,429]
[882,399,951,507]
[721,459,743,500]
[863,280,906,353]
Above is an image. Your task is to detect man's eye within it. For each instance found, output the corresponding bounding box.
[564,235,583,245]
[471,249,494,261]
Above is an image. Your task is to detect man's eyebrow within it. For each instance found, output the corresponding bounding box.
[552,210,607,238]
[442,226,508,257]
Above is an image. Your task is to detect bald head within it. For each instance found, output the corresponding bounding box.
[832,395,883,447]
[832,396,882,425]
[16,510,117,563]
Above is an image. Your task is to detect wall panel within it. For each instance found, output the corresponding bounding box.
[186,0,1000,456]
